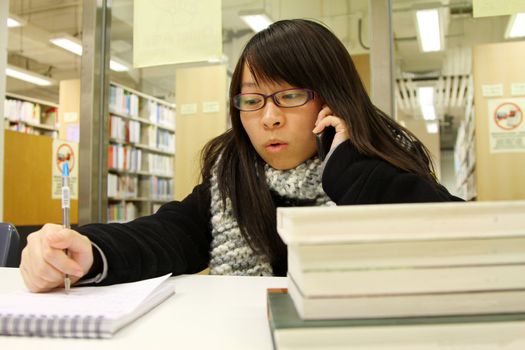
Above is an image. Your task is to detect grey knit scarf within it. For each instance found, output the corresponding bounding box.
[209,157,335,275]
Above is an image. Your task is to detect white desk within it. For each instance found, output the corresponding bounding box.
[0,267,286,349]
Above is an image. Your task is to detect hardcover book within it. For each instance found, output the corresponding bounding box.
[267,289,525,350]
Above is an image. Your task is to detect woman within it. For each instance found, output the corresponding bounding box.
[20,19,461,292]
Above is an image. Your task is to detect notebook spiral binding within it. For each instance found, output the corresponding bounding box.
[0,313,107,338]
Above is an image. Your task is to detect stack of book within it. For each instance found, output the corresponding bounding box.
[268,201,525,349]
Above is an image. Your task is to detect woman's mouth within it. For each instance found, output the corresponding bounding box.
[265,142,288,153]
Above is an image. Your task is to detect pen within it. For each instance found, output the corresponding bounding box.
[61,163,71,294]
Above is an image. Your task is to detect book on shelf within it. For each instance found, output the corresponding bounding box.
[108,173,138,198]
[109,84,139,117]
[152,203,163,213]
[4,97,59,138]
[106,83,176,222]
[0,274,174,339]
[267,289,525,350]
[108,144,142,172]
[109,114,141,143]
[108,201,138,223]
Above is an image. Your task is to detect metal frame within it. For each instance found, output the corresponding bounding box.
[0,0,9,221]
[79,0,111,224]
[369,0,395,118]
[75,0,396,223]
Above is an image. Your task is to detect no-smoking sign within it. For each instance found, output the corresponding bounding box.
[488,98,525,153]
[493,102,523,130]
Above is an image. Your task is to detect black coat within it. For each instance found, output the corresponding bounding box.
[78,140,462,285]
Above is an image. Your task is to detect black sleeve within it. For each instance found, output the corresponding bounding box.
[77,183,213,285]
[322,140,463,205]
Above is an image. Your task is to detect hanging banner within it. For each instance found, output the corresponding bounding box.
[133,0,222,67]
[51,139,79,199]
[473,0,525,18]
[488,98,525,153]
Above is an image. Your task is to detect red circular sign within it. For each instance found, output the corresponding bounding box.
[493,102,523,130]
[56,143,75,173]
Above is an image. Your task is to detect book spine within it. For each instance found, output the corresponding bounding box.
[0,314,108,338]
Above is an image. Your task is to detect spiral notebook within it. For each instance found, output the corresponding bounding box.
[0,274,175,339]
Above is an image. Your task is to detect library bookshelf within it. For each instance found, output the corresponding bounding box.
[454,79,476,201]
[4,93,59,138]
[107,82,176,223]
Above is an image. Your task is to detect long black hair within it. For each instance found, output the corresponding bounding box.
[201,19,437,274]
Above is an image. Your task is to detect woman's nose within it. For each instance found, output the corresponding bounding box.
[261,100,284,129]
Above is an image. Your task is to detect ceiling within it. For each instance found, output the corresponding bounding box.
[5,0,521,149]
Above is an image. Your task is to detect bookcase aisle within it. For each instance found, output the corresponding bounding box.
[3,93,59,138]
[454,80,476,201]
[107,82,176,223]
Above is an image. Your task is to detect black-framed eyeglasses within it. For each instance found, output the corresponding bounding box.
[233,88,315,112]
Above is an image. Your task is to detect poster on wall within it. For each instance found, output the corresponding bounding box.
[487,98,525,153]
[51,139,79,199]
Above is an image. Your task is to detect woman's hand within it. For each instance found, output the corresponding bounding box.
[312,105,350,151]
[20,224,94,292]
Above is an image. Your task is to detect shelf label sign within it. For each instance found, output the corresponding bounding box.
[202,101,220,113]
[511,83,525,96]
[481,84,503,97]
[180,103,197,115]
[488,98,525,153]
[52,140,79,199]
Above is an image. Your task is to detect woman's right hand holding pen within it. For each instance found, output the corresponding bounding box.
[20,224,94,292]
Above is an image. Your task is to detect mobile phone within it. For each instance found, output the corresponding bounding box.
[315,126,336,161]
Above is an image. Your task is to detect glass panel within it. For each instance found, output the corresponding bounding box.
[4,0,83,226]
[108,0,178,222]
[6,0,83,139]
[105,0,367,222]
[392,0,525,201]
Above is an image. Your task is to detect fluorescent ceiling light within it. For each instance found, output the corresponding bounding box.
[418,86,434,105]
[207,54,229,64]
[426,121,439,134]
[239,11,273,32]
[6,65,54,86]
[50,35,83,56]
[109,58,130,72]
[418,86,437,121]
[7,15,26,28]
[421,105,437,120]
[415,9,442,52]
[51,35,130,72]
[505,13,525,38]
